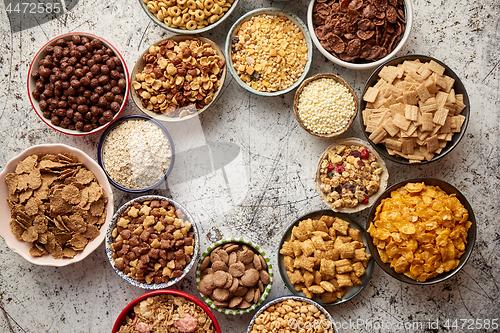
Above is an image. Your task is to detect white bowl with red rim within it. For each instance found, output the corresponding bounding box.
[27,32,130,135]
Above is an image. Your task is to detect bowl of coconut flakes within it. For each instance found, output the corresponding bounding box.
[97,115,175,192]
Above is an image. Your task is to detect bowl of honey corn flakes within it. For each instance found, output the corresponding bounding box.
[367,178,476,284]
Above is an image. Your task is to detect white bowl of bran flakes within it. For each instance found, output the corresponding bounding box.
[0,144,114,266]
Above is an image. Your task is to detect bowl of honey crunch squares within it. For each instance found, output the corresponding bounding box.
[226,7,313,96]
[131,35,226,121]
[0,144,114,266]
[360,55,469,164]
[367,178,476,284]
[315,137,388,213]
[278,210,374,306]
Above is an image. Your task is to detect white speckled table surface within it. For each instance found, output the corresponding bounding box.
[0,0,499,332]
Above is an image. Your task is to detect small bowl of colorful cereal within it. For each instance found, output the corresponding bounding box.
[226,7,313,96]
[97,115,175,192]
[307,0,413,70]
[28,32,129,135]
[0,144,114,266]
[113,289,221,333]
[247,295,334,333]
[138,0,239,35]
[278,210,374,306]
[315,137,388,213]
[196,238,273,315]
[105,195,199,289]
[130,35,226,121]
[293,73,358,138]
[366,178,476,285]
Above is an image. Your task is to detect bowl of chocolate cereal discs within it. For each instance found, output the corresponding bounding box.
[196,238,273,315]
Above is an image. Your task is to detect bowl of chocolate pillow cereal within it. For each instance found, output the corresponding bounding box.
[28,32,129,135]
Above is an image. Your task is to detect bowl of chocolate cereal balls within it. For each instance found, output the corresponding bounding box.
[28,32,129,135]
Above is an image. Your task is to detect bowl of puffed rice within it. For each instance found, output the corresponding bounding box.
[138,0,240,34]
[293,73,358,138]
[226,7,313,97]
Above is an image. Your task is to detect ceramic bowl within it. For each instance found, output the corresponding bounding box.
[105,195,199,289]
[315,137,389,213]
[0,144,114,266]
[278,210,374,306]
[28,32,129,135]
[130,35,226,122]
[246,295,334,332]
[112,289,221,333]
[138,0,239,35]
[293,73,358,138]
[97,115,175,193]
[366,177,476,285]
[359,54,470,164]
[225,7,313,97]
[307,0,414,70]
[195,238,273,315]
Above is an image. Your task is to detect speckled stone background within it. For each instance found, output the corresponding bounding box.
[1,0,499,332]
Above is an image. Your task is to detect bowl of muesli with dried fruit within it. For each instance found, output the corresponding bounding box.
[315,137,389,213]
[113,289,221,333]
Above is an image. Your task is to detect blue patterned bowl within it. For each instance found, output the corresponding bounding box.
[105,195,199,289]
[196,238,273,315]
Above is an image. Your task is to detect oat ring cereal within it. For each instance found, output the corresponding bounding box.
[187,20,198,30]
[204,0,214,9]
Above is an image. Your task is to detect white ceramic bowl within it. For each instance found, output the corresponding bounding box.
[105,195,199,289]
[226,7,313,97]
[28,32,130,135]
[130,35,226,122]
[307,0,413,70]
[138,0,240,35]
[0,144,114,266]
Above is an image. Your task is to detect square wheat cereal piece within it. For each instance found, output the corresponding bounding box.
[434,73,448,90]
[292,240,303,257]
[445,88,456,105]
[312,219,329,233]
[303,271,314,288]
[435,91,449,109]
[348,228,362,242]
[392,113,411,131]
[325,249,340,261]
[284,256,294,272]
[421,113,434,132]
[336,274,353,288]
[401,138,415,155]
[378,66,399,84]
[403,87,418,105]
[299,256,316,272]
[420,99,438,113]
[311,235,327,251]
[438,140,448,148]
[350,272,362,285]
[354,249,371,262]
[428,60,446,76]
[427,135,439,153]
[287,270,304,285]
[405,105,419,121]
[446,133,454,141]
[362,109,373,125]
[408,150,425,162]
[453,99,466,114]
[352,261,366,277]
[363,87,379,103]
[382,117,400,137]
[440,117,452,134]
[339,243,356,259]
[368,125,387,144]
[437,133,448,140]
[319,215,335,227]
[385,138,402,151]
[321,292,338,303]
[300,239,315,257]
[419,145,435,161]
[320,259,336,277]
[280,241,294,257]
[417,63,433,80]
[335,264,353,275]
[423,74,439,94]
[416,83,432,102]
[433,108,449,126]
[332,218,350,235]
[402,122,418,137]
[389,102,405,116]
[443,75,455,93]
[292,225,311,242]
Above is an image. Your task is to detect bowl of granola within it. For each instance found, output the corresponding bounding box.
[315,137,388,213]
[105,195,199,289]
[130,35,226,121]
[226,7,313,96]
[113,289,221,333]
[0,144,114,266]
[278,210,374,306]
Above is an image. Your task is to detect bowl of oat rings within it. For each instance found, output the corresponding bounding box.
[307,0,414,70]
[138,0,240,34]
[196,238,273,315]
[97,115,175,192]
[226,7,313,96]
[130,35,227,121]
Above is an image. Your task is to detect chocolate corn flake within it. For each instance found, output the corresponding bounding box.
[4,153,107,259]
